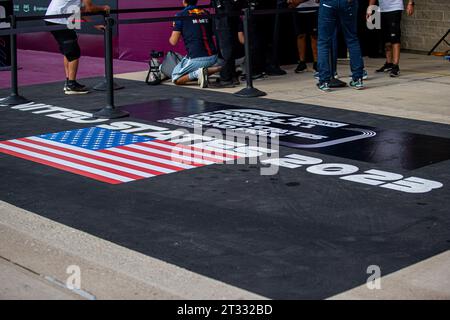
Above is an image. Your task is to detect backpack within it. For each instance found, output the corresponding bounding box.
[145,50,184,86]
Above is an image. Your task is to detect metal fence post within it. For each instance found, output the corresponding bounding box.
[93,17,129,119]
[93,14,124,91]
[234,8,266,98]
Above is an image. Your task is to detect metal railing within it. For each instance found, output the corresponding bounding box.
[0,5,319,119]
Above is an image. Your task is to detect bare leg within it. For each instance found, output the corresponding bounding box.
[207,66,221,76]
[175,66,222,86]
[174,74,191,85]
[67,58,79,81]
[385,43,393,64]
[297,34,307,61]
[392,43,401,65]
[64,57,69,79]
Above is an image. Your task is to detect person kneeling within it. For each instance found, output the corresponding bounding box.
[169,0,220,88]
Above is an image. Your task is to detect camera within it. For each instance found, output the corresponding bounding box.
[150,50,164,59]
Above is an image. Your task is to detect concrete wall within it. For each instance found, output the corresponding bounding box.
[401,0,450,53]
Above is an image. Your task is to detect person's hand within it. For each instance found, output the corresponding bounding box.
[94,24,106,31]
[287,0,302,8]
[103,5,111,14]
[366,6,373,21]
[406,3,414,16]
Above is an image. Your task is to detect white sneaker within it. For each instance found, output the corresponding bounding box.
[198,67,208,88]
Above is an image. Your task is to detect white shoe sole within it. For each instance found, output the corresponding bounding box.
[65,90,89,95]
[198,68,208,88]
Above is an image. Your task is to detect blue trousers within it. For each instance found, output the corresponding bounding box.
[172,55,218,82]
[317,0,364,83]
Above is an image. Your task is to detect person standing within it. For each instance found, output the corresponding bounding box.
[45,0,110,94]
[288,0,319,74]
[210,0,242,88]
[316,0,365,92]
[368,0,415,77]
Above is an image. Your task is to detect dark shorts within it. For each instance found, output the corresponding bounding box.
[46,22,81,61]
[381,10,402,44]
[294,11,318,36]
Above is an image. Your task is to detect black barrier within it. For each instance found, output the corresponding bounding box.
[92,17,128,119]
[234,8,266,98]
[93,16,124,92]
[0,5,322,117]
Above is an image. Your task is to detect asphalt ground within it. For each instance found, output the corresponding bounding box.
[0,78,449,299]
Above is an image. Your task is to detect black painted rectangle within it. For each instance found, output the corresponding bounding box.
[121,98,450,170]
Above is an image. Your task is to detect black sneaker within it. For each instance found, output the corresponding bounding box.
[64,79,86,92]
[295,61,307,73]
[376,62,394,73]
[208,79,235,88]
[265,65,287,76]
[389,64,400,77]
[240,72,267,82]
[65,81,89,95]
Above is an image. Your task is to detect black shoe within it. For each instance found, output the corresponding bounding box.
[232,77,240,86]
[240,72,267,82]
[208,79,235,88]
[295,61,307,73]
[265,65,287,76]
[389,64,400,77]
[313,62,318,72]
[376,62,394,73]
[65,81,89,95]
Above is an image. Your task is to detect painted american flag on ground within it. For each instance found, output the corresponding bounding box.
[0,127,241,184]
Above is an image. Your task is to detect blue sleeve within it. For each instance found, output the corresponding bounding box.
[173,13,183,32]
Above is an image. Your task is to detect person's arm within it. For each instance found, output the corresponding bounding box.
[170,14,183,46]
[81,0,110,13]
[366,0,377,20]
[287,0,307,8]
[169,31,182,46]
[406,1,415,16]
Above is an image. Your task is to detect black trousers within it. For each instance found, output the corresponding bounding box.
[215,2,240,81]
[250,0,285,74]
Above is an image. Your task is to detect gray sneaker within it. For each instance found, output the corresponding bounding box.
[198,67,208,88]
[349,78,365,90]
[317,82,331,92]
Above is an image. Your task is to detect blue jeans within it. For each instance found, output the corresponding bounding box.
[172,55,218,82]
[318,0,364,83]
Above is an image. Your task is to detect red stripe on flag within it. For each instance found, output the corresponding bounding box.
[21,138,161,177]
[109,145,206,168]
[0,146,123,184]
[99,148,191,171]
[2,140,143,181]
[153,140,239,159]
[135,143,224,164]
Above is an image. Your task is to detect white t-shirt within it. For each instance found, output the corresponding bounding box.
[379,0,404,13]
[45,0,81,25]
[297,0,319,14]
